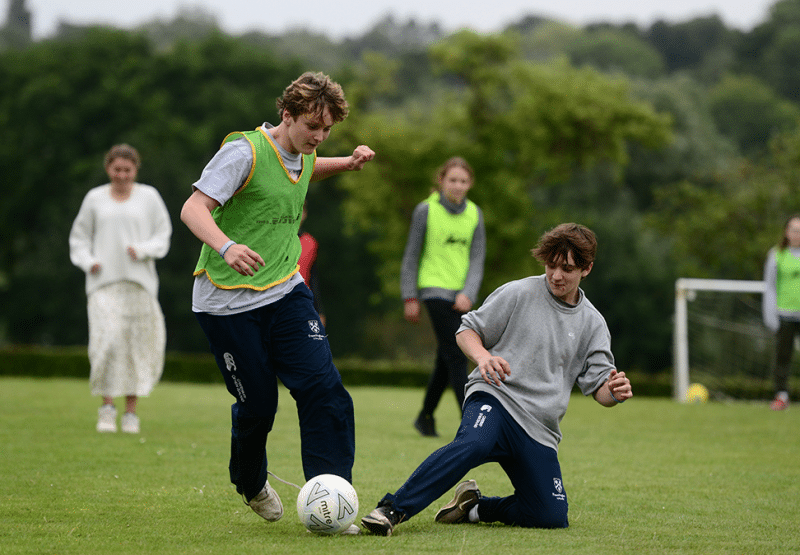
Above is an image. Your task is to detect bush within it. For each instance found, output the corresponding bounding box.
[0,345,222,383]
[0,345,672,394]
[0,345,432,387]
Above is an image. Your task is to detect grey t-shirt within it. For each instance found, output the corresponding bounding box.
[458,275,615,451]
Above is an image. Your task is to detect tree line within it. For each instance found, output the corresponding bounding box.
[2,1,800,374]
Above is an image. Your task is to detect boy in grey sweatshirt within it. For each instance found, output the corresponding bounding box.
[362,223,632,535]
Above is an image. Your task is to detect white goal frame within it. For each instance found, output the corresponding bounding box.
[673,278,765,402]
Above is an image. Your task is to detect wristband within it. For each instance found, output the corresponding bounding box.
[610,390,625,404]
[219,240,236,258]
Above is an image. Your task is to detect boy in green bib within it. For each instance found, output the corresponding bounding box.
[181,72,374,531]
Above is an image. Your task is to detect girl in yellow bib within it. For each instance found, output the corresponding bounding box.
[401,157,486,436]
[763,214,800,410]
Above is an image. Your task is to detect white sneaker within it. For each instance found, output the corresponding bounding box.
[121,412,140,434]
[341,524,361,535]
[247,481,284,521]
[96,405,117,433]
[305,524,361,535]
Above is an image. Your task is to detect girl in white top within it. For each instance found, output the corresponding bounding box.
[69,144,172,433]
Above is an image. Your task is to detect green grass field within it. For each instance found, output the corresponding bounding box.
[1,377,798,554]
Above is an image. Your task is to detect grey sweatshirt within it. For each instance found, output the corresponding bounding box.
[458,275,615,451]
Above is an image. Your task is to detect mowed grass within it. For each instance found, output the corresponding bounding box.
[1,377,798,554]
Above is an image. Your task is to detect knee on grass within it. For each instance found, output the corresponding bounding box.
[513,508,568,529]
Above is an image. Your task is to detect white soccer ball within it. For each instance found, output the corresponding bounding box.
[296,474,358,535]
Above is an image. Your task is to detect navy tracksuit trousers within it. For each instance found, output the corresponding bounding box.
[196,283,355,501]
[379,391,569,528]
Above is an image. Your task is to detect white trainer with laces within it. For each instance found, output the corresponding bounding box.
[96,404,117,433]
[121,412,140,434]
[247,481,284,521]
[307,524,361,535]
[341,524,361,535]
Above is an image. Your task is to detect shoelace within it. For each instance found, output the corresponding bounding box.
[267,470,302,490]
[242,471,301,506]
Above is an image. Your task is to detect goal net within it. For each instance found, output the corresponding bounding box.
[673,278,775,402]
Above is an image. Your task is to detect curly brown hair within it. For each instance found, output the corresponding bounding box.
[276,72,349,123]
[532,223,597,270]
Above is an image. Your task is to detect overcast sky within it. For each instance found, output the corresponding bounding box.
[18,0,778,40]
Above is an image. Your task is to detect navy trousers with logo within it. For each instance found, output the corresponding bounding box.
[195,283,355,501]
[379,391,569,528]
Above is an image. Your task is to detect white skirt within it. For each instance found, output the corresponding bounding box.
[88,281,166,397]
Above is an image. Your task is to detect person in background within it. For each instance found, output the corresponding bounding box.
[298,202,325,326]
[180,72,374,531]
[400,157,486,437]
[762,214,800,411]
[362,223,632,536]
[69,143,172,434]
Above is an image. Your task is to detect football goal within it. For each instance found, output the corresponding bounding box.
[673,278,772,402]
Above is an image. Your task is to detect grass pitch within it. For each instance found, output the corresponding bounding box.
[1,376,798,554]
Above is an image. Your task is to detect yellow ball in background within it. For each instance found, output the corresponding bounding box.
[686,383,709,404]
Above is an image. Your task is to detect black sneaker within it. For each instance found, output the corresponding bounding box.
[361,503,405,536]
[414,413,438,437]
[435,480,481,524]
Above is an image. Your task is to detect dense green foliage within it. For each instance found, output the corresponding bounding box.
[0,30,302,352]
[3,1,800,375]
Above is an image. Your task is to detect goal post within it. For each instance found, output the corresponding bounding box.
[673,278,766,402]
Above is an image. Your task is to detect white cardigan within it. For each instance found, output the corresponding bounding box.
[69,183,172,298]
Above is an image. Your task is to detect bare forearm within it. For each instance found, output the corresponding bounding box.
[311,157,353,182]
[456,329,490,365]
[311,145,375,182]
[180,192,265,276]
[457,329,511,386]
[594,383,620,407]
[180,194,228,252]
